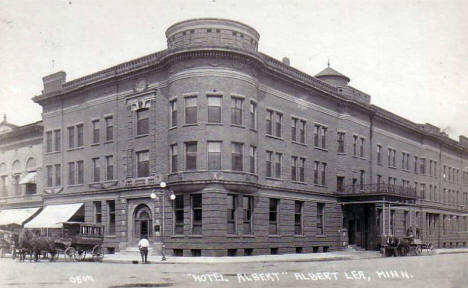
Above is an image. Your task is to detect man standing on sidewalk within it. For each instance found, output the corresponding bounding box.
[138,236,149,264]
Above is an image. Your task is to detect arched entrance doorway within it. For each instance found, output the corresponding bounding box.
[134,204,152,239]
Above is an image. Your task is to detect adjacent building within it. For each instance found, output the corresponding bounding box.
[2,18,467,256]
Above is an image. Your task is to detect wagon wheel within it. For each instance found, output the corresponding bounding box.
[76,249,87,262]
[415,245,422,256]
[64,247,77,262]
[91,245,104,262]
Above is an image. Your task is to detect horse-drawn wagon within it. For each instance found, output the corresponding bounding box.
[383,227,433,257]
[56,222,105,262]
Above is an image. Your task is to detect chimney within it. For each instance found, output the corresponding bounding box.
[282,57,290,66]
[42,71,66,94]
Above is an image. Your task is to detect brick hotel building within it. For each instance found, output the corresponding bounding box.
[1,18,468,256]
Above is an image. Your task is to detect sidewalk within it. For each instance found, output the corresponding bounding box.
[102,247,468,264]
[103,250,381,264]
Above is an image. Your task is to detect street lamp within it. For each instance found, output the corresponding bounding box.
[151,181,175,261]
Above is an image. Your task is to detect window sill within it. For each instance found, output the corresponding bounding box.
[359,157,366,160]
[336,152,346,155]
[105,235,117,238]
[314,184,328,188]
[183,123,199,127]
[242,235,255,238]
[265,177,283,181]
[388,166,397,169]
[67,147,84,152]
[103,140,114,144]
[206,122,224,126]
[135,134,149,139]
[268,235,281,238]
[316,234,327,238]
[230,124,245,129]
[314,146,328,152]
[45,151,61,155]
[292,141,307,147]
[294,235,305,238]
[226,234,240,238]
[67,184,84,188]
[171,235,185,238]
[90,143,100,147]
[266,134,284,141]
[249,128,257,133]
[169,126,177,131]
[291,181,307,185]
[188,235,203,238]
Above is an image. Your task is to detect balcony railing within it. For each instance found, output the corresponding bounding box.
[338,183,417,199]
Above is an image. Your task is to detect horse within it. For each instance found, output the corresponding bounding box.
[18,229,35,262]
[30,233,57,262]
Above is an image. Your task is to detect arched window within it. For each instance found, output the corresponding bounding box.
[26,157,36,171]
[11,160,21,173]
[0,163,6,174]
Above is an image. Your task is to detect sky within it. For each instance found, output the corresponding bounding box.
[0,0,467,140]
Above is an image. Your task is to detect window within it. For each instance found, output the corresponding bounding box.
[137,108,149,135]
[359,137,364,157]
[54,164,61,186]
[207,96,221,123]
[227,194,237,234]
[353,135,358,156]
[269,198,279,234]
[174,196,184,235]
[360,170,365,190]
[12,175,20,195]
[185,142,197,171]
[420,158,426,174]
[68,126,75,149]
[295,201,303,235]
[274,153,282,178]
[76,124,83,147]
[388,148,396,168]
[314,161,319,185]
[54,129,61,151]
[321,162,327,186]
[299,158,305,182]
[106,156,114,180]
[94,201,102,223]
[250,101,257,129]
[68,162,76,185]
[266,151,273,178]
[231,97,243,125]
[192,194,202,234]
[337,132,345,153]
[266,110,273,135]
[185,97,197,124]
[275,112,282,137]
[321,127,327,149]
[208,141,221,170]
[46,131,53,152]
[317,203,324,235]
[243,196,253,234]
[337,176,344,192]
[105,117,113,141]
[170,99,177,127]
[93,157,101,182]
[292,118,306,144]
[232,142,243,171]
[414,156,419,174]
[107,200,115,235]
[170,144,178,173]
[136,151,149,177]
[77,160,84,184]
[377,145,382,165]
[46,165,53,187]
[92,120,100,143]
[249,146,256,174]
[291,156,297,181]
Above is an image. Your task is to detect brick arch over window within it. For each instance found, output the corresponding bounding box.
[11,160,21,173]
[26,157,36,171]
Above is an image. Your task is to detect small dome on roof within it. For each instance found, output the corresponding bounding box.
[315,66,350,87]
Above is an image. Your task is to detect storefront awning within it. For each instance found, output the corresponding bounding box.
[24,203,83,229]
[0,207,41,226]
[19,172,37,184]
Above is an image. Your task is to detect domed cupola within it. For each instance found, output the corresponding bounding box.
[315,64,350,87]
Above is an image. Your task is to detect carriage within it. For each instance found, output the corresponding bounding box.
[383,228,433,257]
[55,222,105,262]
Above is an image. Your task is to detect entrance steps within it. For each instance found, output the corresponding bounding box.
[117,243,164,256]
